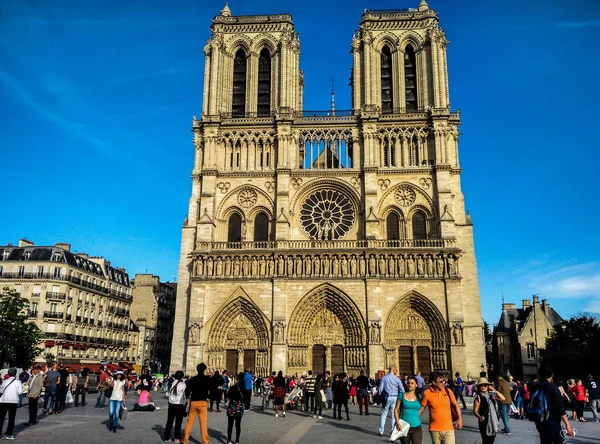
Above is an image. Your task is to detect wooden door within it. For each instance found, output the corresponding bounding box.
[398,346,414,376]
[331,345,344,375]
[244,349,256,373]
[312,345,325,375]
[416,346,431,374]
[226,350,238,373]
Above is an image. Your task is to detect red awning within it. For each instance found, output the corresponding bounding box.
[73,344,80,349]
[82,364,103,373]
[119,362,133,370]
[107,364,120,373]
[62,344,70,349]
[45,341,55,347]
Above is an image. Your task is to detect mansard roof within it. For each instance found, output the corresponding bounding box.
[495,304,563,335]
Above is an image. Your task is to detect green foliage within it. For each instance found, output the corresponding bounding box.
[540,314,600,381]
[0,287,42,367]
[45,353,56,365]
[483,322,493,368]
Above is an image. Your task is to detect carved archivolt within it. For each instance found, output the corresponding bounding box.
[192,252,459,280]
[287,283,365,347]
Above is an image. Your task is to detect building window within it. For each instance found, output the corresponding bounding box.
[386,212,400,240]
[530,328,533,336]
[257,48,271,117]
[254,212,269,242]
[527,343,535,360]
[232,49,247,117]
[381,45,393,114]
[227,213,242,243]
[404,45,418,111]
[18,266,25,277]
[546,328,550,336]
[412,212,427,240]
[53,267,61,278]
[498,336,504,346]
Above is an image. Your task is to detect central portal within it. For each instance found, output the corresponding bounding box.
[312,345,326,375]
[331,345,344,375]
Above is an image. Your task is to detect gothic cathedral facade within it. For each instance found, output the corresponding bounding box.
[171,1,485,378]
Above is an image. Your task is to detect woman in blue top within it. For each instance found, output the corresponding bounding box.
[393,376,422,444]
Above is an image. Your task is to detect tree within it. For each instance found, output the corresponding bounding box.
[540,314,600,382]
[0,287,42,367]
[45,353,56,365]
[483,321,493,368]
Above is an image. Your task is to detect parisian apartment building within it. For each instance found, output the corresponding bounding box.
[130,274,176,374]
[0,239,137,367]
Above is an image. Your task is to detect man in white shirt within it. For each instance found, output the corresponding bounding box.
[378,365,405,436]
[0,367,24,439]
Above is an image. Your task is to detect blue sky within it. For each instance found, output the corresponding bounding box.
[1,0,599,326]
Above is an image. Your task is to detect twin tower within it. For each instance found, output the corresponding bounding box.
[171,1,485,379]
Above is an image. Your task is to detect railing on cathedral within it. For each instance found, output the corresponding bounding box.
[195,238,455,251]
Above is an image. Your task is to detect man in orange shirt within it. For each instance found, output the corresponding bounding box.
[419,372,463,444]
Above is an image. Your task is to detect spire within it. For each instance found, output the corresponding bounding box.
[418,0,429,11]
[330,76,335,117]
[220,2,232,17]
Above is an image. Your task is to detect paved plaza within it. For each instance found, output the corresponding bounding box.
[7,394,599,444]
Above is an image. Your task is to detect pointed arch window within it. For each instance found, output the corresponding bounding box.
[381,45,393,114]
[386,212,400,240]
[254,212,269,242]
[404,45,418,111]
[412,211,427,240]
[257,48,271,117]
[228,213,242,243]
[232,49,247,117]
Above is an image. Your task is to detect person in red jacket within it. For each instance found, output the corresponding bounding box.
[569,379,587,422]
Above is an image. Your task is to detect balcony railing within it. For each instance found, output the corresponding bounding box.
[28,310,38,318]
[65,314,72,321]
[46,292,66,300]
[195,238,455,252]
[43,311,64,319]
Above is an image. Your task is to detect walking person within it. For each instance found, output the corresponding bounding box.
[571,379,587,422]
[164,370,186,443]
[209,370,222,412]
[182,363,211,444]
[42,362,60,415]
[108,370,127,433]
[472,377,504,444]
[243,369,253,410]
[273,371,286,418]
[325,371,333,409]
[495,374,512,434]
[357,369,370,416]
[415,372,425,396]
[333,373,351,421]
[304,370,315,412]
[95,366,110,409]
[226,373,246,444]
[221,370,230,403]
[0,368,23,440]
[26,366,43,426]
[585,374,600,422]
[313,374,326,420]
[73,363,89,408]
[419,372,463,444]
[454,373,467,409]
[55,364,70,414]
[378,365,405,436]
[17,370,29,408]
[531,364,574,443]
[393,376,423,444]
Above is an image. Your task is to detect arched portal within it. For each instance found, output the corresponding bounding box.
[287,284,366,375]
[384,291,448,375]
[206,296,269,376]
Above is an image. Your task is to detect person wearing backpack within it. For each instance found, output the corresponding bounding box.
[163,370,186,443]
[530,364,574,443]
[473,377,505,444]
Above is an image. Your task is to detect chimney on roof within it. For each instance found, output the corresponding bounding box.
[522,299,531,310]
[78,253,89,259]
[55,243,71,252]
[18,239,34,247]
[502,303,516,310]
[532,296,540,305]
[542,299,550,311]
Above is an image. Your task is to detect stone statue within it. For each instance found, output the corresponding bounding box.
[195,257,204,276]
[447,255,456,276]
[370,322,381,343]
[350,256,357,276]
[259,256,266,276]
[278,255,285,275]
[251,256,258,276]
[397,255,405,276]
[287,256,294,275]
[341,256,348,276]
[323,255,330,275]
[225,257,231,276]
[436,255,444,276]
[189,323,200,344]
[378,255,386,275]
[267,256,275,276]
[407,256,415,276]
[359,255,366,276]
[369,255,376,276]
[242,256,249,276]
[426,255,434,276]
[388,255,395,276]
[452,324,464,345]
[207,257,214,276]
[417,255,424,276]
[332,255,339,276]
[304,255,311,275]
[274,322,284,343]
[295,256,302,275]
[313,255,321,276]
[216,257,223,276]
[233,256,240,276]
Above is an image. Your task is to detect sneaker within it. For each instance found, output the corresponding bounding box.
[174,440,181,443]
[275,414,278,417]
[314,415,317,418]
[6,436,15,440]
[164,440,171,443]
[283,412,286,416]
[318,416,323,420]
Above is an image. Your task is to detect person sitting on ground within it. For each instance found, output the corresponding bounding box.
[131,388,157,411]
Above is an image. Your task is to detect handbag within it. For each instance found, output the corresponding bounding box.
[444,388,459,422]
[119,405,128,421]
[104,386,113,398]
[390,419,410,441]
[227,386,244,418]
[65,390,74,404]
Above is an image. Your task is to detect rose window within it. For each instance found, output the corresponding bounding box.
[300,189,355,240]
[394,186,416,206]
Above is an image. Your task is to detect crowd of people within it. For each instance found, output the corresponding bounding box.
[1,361,598,444]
